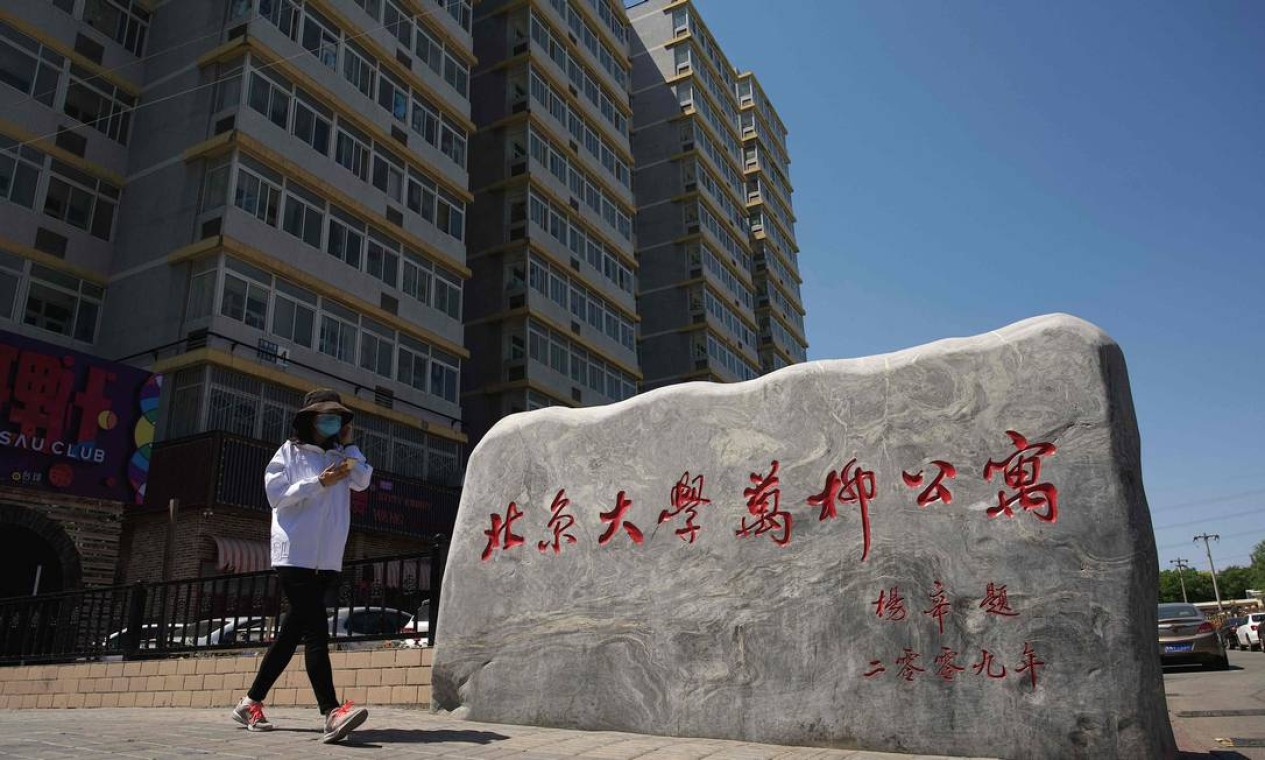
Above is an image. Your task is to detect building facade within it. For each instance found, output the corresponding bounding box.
[463,0,640,445]
[626,0,806,389]
[0,0,475,584]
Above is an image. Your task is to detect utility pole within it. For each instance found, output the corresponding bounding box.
[1194,533,1224,613]
[1170,558,1191,603]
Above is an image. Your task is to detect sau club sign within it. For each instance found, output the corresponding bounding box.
[0,329,161,505]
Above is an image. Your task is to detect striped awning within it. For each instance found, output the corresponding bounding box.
[212,536,271,574]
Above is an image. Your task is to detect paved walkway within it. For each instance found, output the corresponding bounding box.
[0,707,991,760]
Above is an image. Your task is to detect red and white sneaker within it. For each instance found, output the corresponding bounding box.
[231,697,274,732]
[322,701,368,743]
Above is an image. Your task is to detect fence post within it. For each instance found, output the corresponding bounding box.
[122,582,147,660]
[428,534,447,647]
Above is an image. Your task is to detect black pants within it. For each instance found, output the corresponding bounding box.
[248,567,340,714]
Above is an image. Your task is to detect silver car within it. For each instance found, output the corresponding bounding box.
[1158,603,1228,670]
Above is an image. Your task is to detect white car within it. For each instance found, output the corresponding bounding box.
[1236,613,1265,651]
[187,617,275,647]
[325,605,430,648]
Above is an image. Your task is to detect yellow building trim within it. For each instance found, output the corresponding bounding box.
[667,147,749,214]
[664,70,744,146]
[182,131,473,279]
[465,238,639,321]
[151,347,467,443]
[397,0,477,66]
[0,235,108,285]
[0,10,142,97]
[0,119,125,187]
[757,304,809,348]
[302,0,477,132]
[461,379,576,407]
[166,235,470,359]
[195,38,479,179]
[746,195,797,249]
[640,320,758,364]
[567,0,630,68]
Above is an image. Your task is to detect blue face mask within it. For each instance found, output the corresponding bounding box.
[314,414,343,439]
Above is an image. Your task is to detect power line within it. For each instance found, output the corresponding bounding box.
[1149,487,1265,514]
[4,0,470,153]
[1153,504,1265,531]
[1157,526,1265,552]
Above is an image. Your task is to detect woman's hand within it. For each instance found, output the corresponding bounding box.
[318,459,353,487]
[339,423,355,446]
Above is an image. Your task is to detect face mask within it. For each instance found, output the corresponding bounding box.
[314,414,343,439]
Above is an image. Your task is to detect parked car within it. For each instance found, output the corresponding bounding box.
[1222,617,1246,649]
[1158,603,1228,670]
[187,616,276,647]
[1235,612,1265,651]
[326,606,420,643]
[102,623,188,652]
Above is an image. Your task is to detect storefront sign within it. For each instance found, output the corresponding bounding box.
[0,329,161,504]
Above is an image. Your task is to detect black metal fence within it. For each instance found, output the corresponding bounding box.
[0,541,448,666]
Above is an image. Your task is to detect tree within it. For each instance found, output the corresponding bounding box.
[1217,566,1254,601]
[1159,568,1215,603]
[1250,539,1265,591]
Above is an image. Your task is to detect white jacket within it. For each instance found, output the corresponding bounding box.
[265,440,372,571]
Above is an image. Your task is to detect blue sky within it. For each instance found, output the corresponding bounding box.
[692,0,1265,578]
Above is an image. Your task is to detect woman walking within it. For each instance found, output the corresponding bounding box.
[231,389,372,743]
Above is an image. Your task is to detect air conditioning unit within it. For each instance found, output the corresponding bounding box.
[257,338,289,367]
[684,182,696,192]
[513,42,528,55]
[510,160,526,176]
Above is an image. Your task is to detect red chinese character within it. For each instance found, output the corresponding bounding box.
[806,458,876,560]
[901,460,957,508]
[735,460,791,547]
[972,649,1007,679]
[873,586,907,621]
[984,430,1058,522]
[863,659,886,678]
[923,580,950,635]
[658,471,711,544]
[895,648,924,681]
[9,351,75,440]
[537,489,577,555]
[1015,642,1045,689]
[481,502,525,560]
[72,365,115,442]
[934,647,966,682]
[979,583,1019,617]
[599,490,644,546]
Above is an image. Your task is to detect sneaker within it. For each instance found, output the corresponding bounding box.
[231,697,274,732]
[322,701,368,743]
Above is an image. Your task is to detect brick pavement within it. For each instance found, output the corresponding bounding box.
[0,707,993,760]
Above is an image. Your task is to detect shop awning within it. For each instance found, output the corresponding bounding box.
[212,536,270,574]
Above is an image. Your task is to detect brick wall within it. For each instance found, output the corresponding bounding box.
[0,487,124,589]
[0,647,434,710]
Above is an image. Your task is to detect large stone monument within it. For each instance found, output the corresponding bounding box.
[432,314,1175,759]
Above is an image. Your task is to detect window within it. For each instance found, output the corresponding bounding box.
[83,0,151,55]
[405,168,436,222]
[414,25,443,77]
[429,349,458,403]
[366,233,399,288]
[343,42,376,99]
[372,147,405,203]
[326,210,365,269]
[281,184,324,248]
[318,301,357,364]
[435,188,463,240]
[442,52,467,96]
[292,91,331,154]
[220,260,269,330]
[359,318,395,378]
[432,266,461,319]
[63,66,135,144]
[0,138,43,209]
[200,158,230,212]
[185,257,216,321]
[335,125,370,181]
[0,22,63,107]
[401,250,431,306]
[383,0,412,48]
[397,334,428,391]
[377,69,408,122]
[301,9,340,68]
[43,161,120,240]
[271,279,316,347]
[22,264,103,342]
[233,164,281,226]
[438,119,466,167]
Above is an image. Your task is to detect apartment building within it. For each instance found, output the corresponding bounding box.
[626,0,806,388]
[0,0,475,584]
[463,0,640,445]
